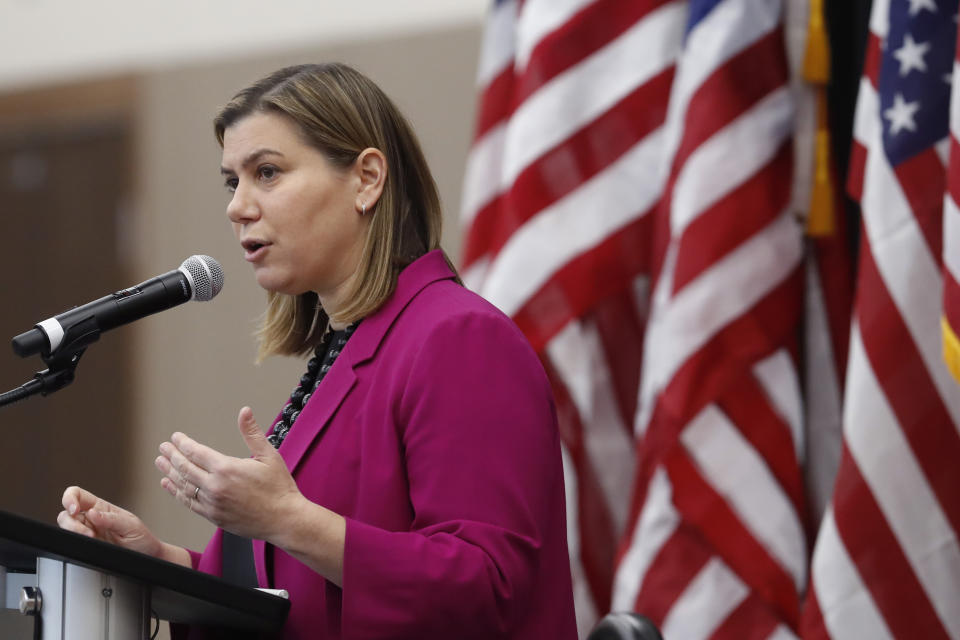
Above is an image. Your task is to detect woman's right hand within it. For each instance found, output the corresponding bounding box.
[57,486,192,568]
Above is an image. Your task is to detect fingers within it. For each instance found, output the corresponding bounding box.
[156,433,221,517]
[57,509,96,537]
[160,475,206,516]
[58,487,131,542]
[171,432,224,475]
[157,438,213,496]
[156,454,201,508]
[237,407,273,458]
[57,505,124,539]
[84,506,134,536]
[61,486,104,516]
[58,499,165,559]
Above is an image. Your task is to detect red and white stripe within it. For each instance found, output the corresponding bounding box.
[611,0,809,636]
[461,0,684,633]
[802,1,960,638]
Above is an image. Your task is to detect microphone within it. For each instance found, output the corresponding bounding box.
[11,255,224,359]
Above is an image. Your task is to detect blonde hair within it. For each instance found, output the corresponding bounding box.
[214,63,457,360]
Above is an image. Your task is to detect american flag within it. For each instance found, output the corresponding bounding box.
[610,0,808,636]
[460,0,685,633]
[802,0,960,638]
[462,0,811,636]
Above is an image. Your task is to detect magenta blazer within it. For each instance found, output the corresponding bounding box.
[182,250,577,639]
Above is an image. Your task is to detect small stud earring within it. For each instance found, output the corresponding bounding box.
[361,203,366,215]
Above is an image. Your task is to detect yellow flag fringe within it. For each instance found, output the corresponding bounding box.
[942,317,960,383]
[803,0,835,237]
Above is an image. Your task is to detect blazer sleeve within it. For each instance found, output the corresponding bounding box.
[339,309,565,638]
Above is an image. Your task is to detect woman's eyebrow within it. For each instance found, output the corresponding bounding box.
[220,148,285,174]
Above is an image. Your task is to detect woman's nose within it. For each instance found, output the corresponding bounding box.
[226,182,259,224]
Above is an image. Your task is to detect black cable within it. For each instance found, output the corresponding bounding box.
[0,378,43,408]
[150,609,160,640]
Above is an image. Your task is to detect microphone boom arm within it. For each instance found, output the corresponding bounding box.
[0,347,87,408]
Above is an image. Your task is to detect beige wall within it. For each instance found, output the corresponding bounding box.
[1,1,486,91]
[125,24,480,554]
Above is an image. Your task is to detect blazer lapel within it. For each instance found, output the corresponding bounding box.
[276,250,457,476]
[279,363,358,475]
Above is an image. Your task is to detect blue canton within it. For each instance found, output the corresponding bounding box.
[686,0,726,35]
[879,0,959,165]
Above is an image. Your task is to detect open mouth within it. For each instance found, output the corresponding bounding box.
[241,240,270,262]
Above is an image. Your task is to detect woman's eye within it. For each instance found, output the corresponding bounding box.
[258,165,278,181]
[224,177,238,192]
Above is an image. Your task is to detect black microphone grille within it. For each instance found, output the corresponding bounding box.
[179,255,224,301]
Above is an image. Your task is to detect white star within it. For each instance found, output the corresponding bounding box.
[884,93,921,135]
[893,33,931,77]
[908,0,938,15]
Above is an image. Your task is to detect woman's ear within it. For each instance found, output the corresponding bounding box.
[355,148,387,214]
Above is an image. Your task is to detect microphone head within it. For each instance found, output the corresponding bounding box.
[179,255,224,301]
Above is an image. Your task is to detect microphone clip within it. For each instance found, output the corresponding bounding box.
[30,312,101,396]
[0,317,99,408]
[34,346,88,397]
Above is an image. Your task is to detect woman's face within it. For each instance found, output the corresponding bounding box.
[220,112,370,298]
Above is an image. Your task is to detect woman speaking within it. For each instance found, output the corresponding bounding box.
[57,63,577,639]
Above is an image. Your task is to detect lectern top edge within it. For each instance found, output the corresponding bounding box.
[0,509,288,633]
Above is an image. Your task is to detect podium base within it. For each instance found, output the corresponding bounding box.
[35,558,150,640]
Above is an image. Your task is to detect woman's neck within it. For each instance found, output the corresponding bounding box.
[317,272,358,331]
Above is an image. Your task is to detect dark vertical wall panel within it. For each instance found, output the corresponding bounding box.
[0,123,133,522]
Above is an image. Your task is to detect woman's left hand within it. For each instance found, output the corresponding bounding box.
[155,407,303,540]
